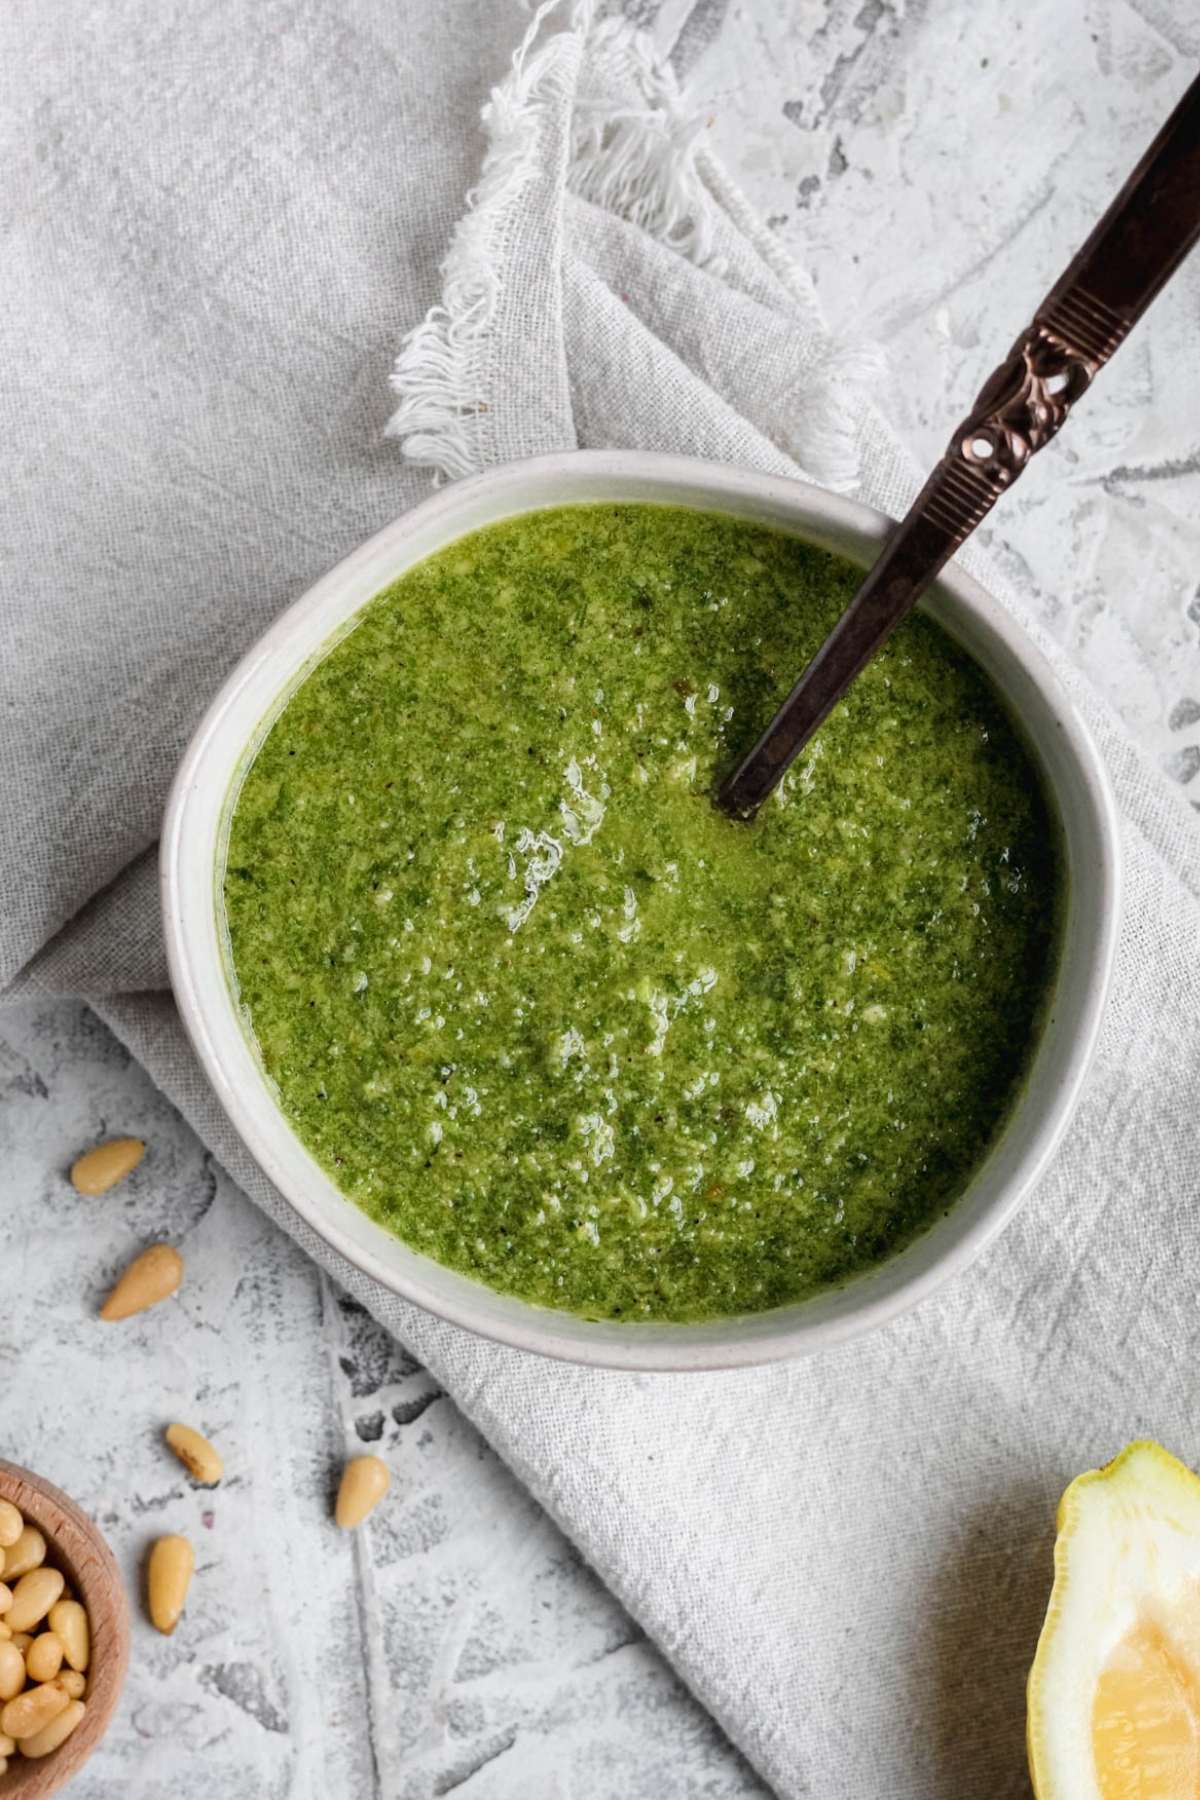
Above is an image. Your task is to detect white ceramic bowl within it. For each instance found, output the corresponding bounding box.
[162,451,1121,1370]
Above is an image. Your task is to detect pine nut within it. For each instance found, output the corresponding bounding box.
[0,1506,98,1766]
[7,1568,64,1634]
[147,1534,194,1635]
[334,1454,391,1529]
[48,1600,89,1673]
[1,1677,69,1741]
[165,1423,224,1486]
[17,1697,85,1759]
[100,1242,183,1320]
[70,1136,145,1195]
[25,1633,63,1682]
[0,1645,24,1702]
[0,1503,22,1550]
[3,1527,46,1582]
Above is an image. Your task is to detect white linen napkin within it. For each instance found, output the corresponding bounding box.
[4,4,1200,1795]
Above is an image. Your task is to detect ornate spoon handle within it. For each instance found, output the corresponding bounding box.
[719,70,1200,819]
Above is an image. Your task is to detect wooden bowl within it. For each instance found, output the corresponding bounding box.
[0,1461,129,1798]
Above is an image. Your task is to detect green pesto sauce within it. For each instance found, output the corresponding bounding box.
[224,504,1060,1322]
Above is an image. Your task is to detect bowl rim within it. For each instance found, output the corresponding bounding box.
[161,449,1123,1370]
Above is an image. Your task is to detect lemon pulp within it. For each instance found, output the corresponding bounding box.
[1028,1442,1200,1800]
[1093,1609,1200,1798]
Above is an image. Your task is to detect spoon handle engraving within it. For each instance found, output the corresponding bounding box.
[719,71,1200,819]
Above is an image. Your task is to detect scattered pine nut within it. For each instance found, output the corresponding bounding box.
[0,1676,70,1742]
[25,1633,63,1683]
[6,1568,64,1634]
[147,1534,194,1635]
[3,1528,46,1582]
[335,1455,390,1529]
[17,1697,85,1759]
[48,1600,88,1673]
[99,1243,183,1321]
[70,1136,145,1196]
[0,1504,22,1550]
[165,1423,223,1487]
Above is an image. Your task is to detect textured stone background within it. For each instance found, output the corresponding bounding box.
[2,1,1196,1795]
[1,1006,765,1798]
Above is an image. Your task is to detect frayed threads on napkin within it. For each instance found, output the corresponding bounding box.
[388,0,725,480]
[570,15,721,271]
[387,0,878,494]
[385,0,579,480]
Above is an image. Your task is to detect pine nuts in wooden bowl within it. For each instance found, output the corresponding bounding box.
[0,1462,128,1798]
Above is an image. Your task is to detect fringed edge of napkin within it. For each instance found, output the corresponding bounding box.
[384,0,578,480]
[386,0,717,478]
[569,11,724,271]
[386,0,877,493]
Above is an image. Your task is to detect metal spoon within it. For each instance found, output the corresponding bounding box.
[718,70,1200,820]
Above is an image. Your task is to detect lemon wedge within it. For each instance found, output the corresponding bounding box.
[1029,1441,1200,1799]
